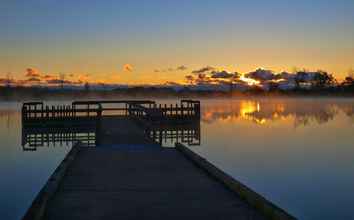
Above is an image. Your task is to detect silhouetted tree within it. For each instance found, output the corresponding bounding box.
[295,70,336,89]
[59,73,65,89]
[5,72,12,88]
[312,70,336,89]
[84,82,90,91]
[295,71,309,89]
[342,70,354,89]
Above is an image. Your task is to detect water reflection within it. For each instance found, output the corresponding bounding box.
[22,128,97,150]
[202,99,354,127]
[6,99,354,151]
[21,116,201,150]
[146,122,200,146]
[0,109,19,130]
[0,104,73,220]
[1,99,354,220]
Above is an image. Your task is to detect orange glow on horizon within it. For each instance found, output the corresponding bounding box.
[202,101,293,125]
[240,74,261,86]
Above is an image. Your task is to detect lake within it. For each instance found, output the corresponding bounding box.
[1,98,354,219]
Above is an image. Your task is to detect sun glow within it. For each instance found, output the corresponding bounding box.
[202,101,293,125]
[240,101,266,124]
[240,74,260,86]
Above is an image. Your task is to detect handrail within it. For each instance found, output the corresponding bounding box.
[72,100,155,105]
[22,100,201,124]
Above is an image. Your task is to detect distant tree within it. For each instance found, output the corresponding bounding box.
[342,69,354,87]
[294,71,309,89]
[5,72,12,88]
[59,73,65,89]
[295,70,336,89]
[84,82,90,91]
[312,70,336,88]
[343,76,354,85]
[229,72,241,93]
[99,83,106,90]
[347,68,354,80]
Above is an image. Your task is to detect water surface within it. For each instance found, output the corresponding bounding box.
[193,98,354,219]
[1,98,354,219]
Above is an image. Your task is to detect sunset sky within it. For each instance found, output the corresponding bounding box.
[1,0,354,84]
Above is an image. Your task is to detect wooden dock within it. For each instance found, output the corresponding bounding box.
[21,100,296,220]
[41,146,267,220]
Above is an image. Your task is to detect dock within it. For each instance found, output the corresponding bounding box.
[21,100,295,220]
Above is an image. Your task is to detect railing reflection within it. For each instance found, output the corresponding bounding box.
[146,122,200,146]
[22,117,201,151]
[22,126,98,151]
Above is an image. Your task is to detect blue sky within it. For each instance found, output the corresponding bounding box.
[1,0,354,83]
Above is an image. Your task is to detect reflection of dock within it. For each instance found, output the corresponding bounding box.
[22,100,201,149]
[22,100,295,220]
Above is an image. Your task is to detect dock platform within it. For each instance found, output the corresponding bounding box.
[43,146,265,220]
[21,100,295,220]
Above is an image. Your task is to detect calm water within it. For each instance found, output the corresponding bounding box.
[1,98,354,219]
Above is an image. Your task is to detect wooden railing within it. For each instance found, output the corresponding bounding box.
[129,100,200,123]
[22,100,200,124]
[22,102,102,123]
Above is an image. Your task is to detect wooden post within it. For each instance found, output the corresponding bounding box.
[21,105,26,124]
[34,104,37,119]
[181,103,184,117]
[52,106,55,119]
[196,102,200,119]
[41,104,44,119]
[46,106,49,120]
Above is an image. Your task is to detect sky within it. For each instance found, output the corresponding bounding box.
[1,0,354,84]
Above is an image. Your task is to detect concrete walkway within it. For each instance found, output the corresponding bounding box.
[44,147,265,220]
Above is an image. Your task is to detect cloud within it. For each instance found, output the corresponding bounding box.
[184,68,242,86]
[276,72,296,80]
[123,64,133,72]
[194,73,213,84]
[245,68,275,81]
[192,66,215,74]
[0,78,13,84]
[77,74,90,82]
[26,77,41,82]
[176,65,188,71]
[164,81,182,86]
[185,75,194,81]
[154,65,188,73]
[46,79,82,85]
[46,79,64,84]
[42,74,55,80]
[211,71,237,79]
[25,68,40,78]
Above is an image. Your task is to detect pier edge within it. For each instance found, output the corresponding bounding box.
[175,142,297,220]
[22,142,82,220]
